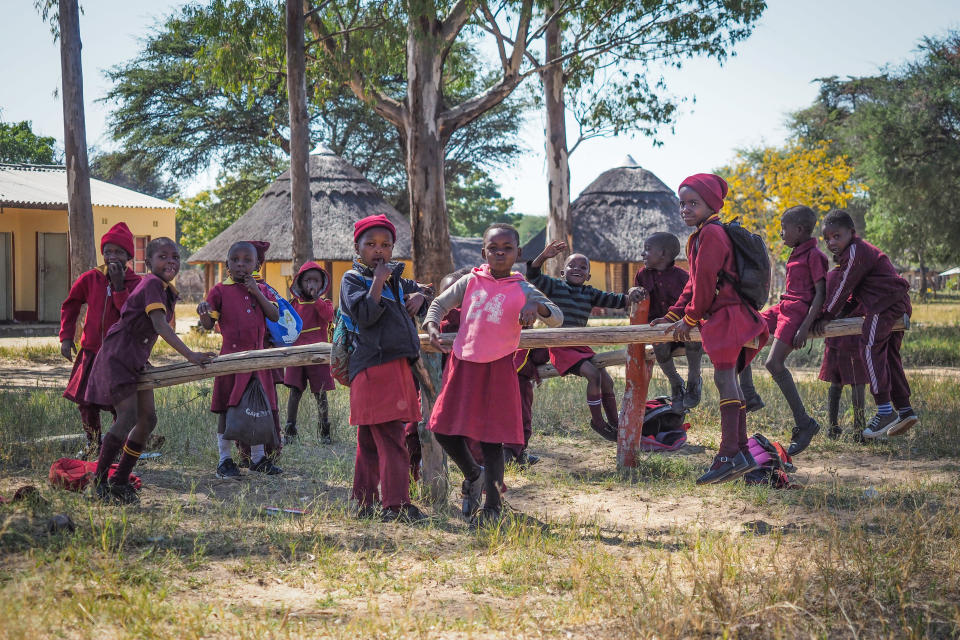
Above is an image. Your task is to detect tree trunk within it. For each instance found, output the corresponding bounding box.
[58,0,97,282]
[405,16,454,289]
[287,0,313,272]
[541,0,571,278]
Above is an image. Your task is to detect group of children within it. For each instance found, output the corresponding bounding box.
[59,172,919,517]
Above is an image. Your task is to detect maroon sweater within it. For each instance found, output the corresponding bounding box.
[821,237,909,319]
[634,265,688,321]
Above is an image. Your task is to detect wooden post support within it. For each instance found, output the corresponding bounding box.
[617,300,652,470]
[411,353,449,507]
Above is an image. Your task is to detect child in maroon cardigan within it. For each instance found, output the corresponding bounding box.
[651,173,768,486]
[59,222,141,457]
[819,268,868,439]
[813,209,917,439]
[634,231,703,413]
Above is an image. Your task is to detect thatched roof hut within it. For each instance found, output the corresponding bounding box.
[190,145,411,301]
[523,156,689,293]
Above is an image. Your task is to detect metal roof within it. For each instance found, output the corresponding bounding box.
[0,164,176,210]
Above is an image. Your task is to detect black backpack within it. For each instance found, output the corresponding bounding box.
[709,219,770,310]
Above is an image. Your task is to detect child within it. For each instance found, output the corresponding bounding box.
[819,268,867,439]
[756,206,829,456]
[341,214,429,523]
[526,241,643,441]
[651,173,769,485]
[509,346,548,467]
[813,209,918,439]
[634,231,704,413]
[425,223,562,527]
[84,238,215,503]
[197,241,283,478]
[60,222,141,457]
[251,240,287,391]
[283,261,335,444]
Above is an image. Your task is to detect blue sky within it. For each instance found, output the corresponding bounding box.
[2,1,959,214]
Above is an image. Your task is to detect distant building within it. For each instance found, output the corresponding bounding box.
[0,164,176,322]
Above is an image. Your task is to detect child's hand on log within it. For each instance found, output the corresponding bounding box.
[187,350,217,366]
[519,301,541,327]
[662,319,693,342]
[626,287,646,303]
[649,316,668,326]
[196,301,213,318]
[426,322,450,353]
[811,317,829,337]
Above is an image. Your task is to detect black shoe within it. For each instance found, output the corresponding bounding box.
[727,450,757,481]
[470,506,503,530]
[888,410,919,437]
[94,481,140,505]
[788,417,821,456]
[216,457,241,479]
[381,504,429,524]
[320,432,333,445]
[590,419,618,442]
[516,452,540,468]
[744,394,765,413]
[683,379,702,411]
[862,412,900,439]
[669,381,686,413]
[356,504,379,520]
[827,425,843,440]
[250,457,283,475]
[696,454,742,485]
[462,471,484,518]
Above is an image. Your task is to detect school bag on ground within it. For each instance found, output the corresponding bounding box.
[743,433,796,488]
[638,396,689,451]
[260,282,303,346]
[48,458,142,491]
[223,377,279,447]
[709,219,771,310]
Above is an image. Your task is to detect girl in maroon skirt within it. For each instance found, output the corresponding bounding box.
[819,270,868,439]
[425,223,562,527]
[341,214,429,523]
[85,238,215,503]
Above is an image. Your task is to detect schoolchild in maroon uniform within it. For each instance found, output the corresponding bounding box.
[818,267,868,439]
[197,241,283,478]
[508,346,548,467]
[283,261,335,443]
[60,222,142,457]
[526,240,643,442]
[342,214,430,523]
[634,232,704,413]
[426,224,562,527]
[85,238,215,503]
[250,241,286,391]
[652,173,769,485]
[749,206,828,456]
[813,209,918,439]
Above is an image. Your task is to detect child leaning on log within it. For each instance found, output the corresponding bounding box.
[341,214,429,524]
[651,173,769,486]
[525,240,644,442]
[85,238,215,504]
[197,241,283,479]
[425,223,562,528]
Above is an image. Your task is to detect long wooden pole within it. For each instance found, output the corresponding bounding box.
[286,0,313,273]
[618,300,653,469]
[138,317,906,390]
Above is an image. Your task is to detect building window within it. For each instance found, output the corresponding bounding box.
[133,235,151,274]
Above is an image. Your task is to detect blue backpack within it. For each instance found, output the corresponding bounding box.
[261,282,303,346]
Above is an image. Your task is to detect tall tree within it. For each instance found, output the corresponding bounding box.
[0,120,60,164]
[286,0,313,272]
[89,150,178,200]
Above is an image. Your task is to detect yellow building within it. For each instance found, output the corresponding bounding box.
[0,164,176,322]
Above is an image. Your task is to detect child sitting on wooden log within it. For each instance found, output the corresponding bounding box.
[819,267,868,440]
[525,240,644,441]
[197,241,282,478]
[85,238,215,503]
[283,261,335,444]
[634,231,703,413]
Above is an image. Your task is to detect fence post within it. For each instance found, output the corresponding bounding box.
[412,352,449,506]
[617,299,652,470]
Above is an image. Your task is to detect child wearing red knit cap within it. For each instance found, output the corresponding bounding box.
[651,173,769,485]
[341,214,430,523]
[59,222,142,458]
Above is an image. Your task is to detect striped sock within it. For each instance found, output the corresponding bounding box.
[587,394,604,425]
[898,406,913,416]
[877,402,893,415]
[112,439,144,485]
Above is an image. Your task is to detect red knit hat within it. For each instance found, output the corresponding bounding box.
[249,240,270,265]
[353,214,396,243]
[100,222,135,259]
[679,173,728,213]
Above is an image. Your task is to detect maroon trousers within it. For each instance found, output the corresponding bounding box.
[861,303,911,406]
[353,420,410,509]
[506,374,535,458]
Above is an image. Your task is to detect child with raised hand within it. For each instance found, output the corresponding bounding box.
[819,267,868,439]
[283,261,335,444]
[753,206,829,456]
[634,231,703,413]
[651,173,769,486]
[341,214,429,524]
[60,222,142,458]
[197,241,282,479]
[813,209,917,439]
[85,238,215,503]
[425,223,562,528]
[526,240,643,441]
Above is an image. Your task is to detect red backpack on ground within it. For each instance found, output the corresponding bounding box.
[48,458,142,491]
[743,434,796,488]
[639,396,689,451]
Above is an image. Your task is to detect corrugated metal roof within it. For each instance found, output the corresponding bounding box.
[0,164,176,209]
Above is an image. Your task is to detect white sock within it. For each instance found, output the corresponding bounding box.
[250,444,265,464]
[217,433,232,464]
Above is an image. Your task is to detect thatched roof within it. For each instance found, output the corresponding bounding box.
[189,145,411,264]
[524,156,689,262]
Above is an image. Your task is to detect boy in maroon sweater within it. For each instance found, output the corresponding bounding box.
[634,232,703,412]
[813,210,918,439]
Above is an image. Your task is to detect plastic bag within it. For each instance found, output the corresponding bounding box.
[223,377,278,447]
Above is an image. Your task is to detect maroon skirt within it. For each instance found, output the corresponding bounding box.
[428,353,523,446]
[819,346,868,385]
[63,348,110,408]
[700,304,769,370]
[211,370,279,413]
[761,300,809,343]
[548,345,595,376]
[284,364,335,393]
[349,358,422,425]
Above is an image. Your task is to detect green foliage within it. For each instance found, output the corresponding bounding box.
[447,169,517,236]
[176,171,269,256]
[0,120,59,164]
[89,150,178,200]
[515,214,547,245]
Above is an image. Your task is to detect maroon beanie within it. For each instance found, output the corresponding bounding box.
[679,173,728,213]
[353,214,396,242]
[248,240,270,265]
[100,222,135,258]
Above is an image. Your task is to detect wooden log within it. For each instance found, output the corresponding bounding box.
[618,301,654,469]
[411,352,449,506]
